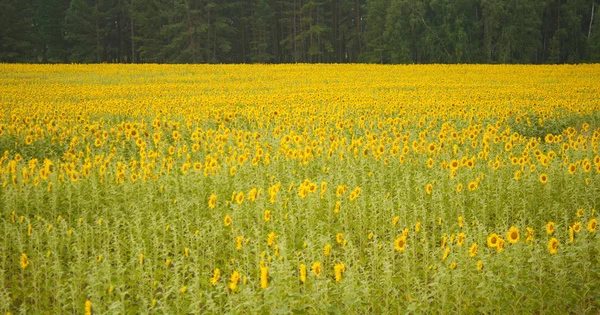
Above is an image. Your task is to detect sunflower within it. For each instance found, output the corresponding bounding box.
[469,243,478,258]
[568,164,577,174]
[235,192,244,204]
[468,181,477,191]
[299,264,307,284]
[456,232,465,247]
[539,173,548,184]
[526,227,534,243]
[334,263,345,282]
[210,268,220,285]
[349,187,361,200]
[476,260,484,271]
[576,208,584,217]
[450,159,459,170]
[392,216,400,226]
[394,236,407,252]
[569,226,574,244]
[236,236,243,250]
[487,233,499,248]
[308,183,317,193]
[506,226,519,244]
[335,185,345,197]
[334,201,341,213]
[425,183,433,195]
[466,159,475,168]
[267,232,277,246]
[547,237,559,254]
[311,262,322,276]
[572,221,581,233]
[588,218,598,232]
[85,299,92,315]
[336,233,344,244]
[323,243,331,256]
[320,182,327,197]
[260,266,268,289]
[546,221,555,235]
[20,253,29,269]
[247,188,257,202]
[449,261,457,270]
[228,270,241,291]
[496,238,505,253]
[264,210,271,222]
[224,215,232,227]
[428,143,436,153]
[442,246,451,261]
[208,194,217,209]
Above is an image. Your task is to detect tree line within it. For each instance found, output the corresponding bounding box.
[1,0,599,64]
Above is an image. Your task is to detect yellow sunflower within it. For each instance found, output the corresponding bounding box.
[506,226,519,244]
[546,221,555,235]
[469,243,478,258]
[394,236,407,252]
[487,233,499,248]
[588,218,598,232]
[224,215,232,227]
[547,237,559,254]
[311,262,322,276]
[539,173,548,184]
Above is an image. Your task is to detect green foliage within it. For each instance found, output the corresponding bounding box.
[1,0,599,63]
[0,0,36,62]
[64,0,99,63]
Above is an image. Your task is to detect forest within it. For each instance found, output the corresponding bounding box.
[1,0,599,64]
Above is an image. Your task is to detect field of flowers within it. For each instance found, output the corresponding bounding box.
[1,64,600,314]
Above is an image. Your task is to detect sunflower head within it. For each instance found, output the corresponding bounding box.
[539,173,548,184]
[506,226,520,244]
[546,221,555,235]
[588,218,598,233]
[394,236,407,252]
[487,233,499,248]
[548,237,559,254]
[469,243,478,258]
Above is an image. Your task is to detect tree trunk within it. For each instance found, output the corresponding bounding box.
[131,0,135,63]
[589,2,595,39]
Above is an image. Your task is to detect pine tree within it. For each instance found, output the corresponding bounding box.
[64,0,101,62]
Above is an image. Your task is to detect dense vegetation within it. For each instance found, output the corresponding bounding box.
[1,64,600,313]
[1,0,599,64]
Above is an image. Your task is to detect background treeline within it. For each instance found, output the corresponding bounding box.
[1,0,599,64]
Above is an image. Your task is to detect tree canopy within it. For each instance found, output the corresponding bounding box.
[1,0,598,63]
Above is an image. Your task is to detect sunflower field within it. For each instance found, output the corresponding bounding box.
[1,64,600,314]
